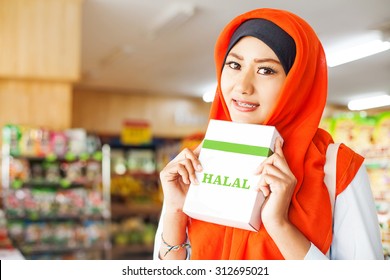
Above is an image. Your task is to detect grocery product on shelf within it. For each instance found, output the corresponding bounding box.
[99,134,182,259]
[1,124,110,260]
[0,209,25,259]
[322,112,390,259]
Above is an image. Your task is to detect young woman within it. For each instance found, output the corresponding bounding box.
[153,8,384,260]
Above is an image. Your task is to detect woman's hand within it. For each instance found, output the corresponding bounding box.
[255,137,297,231]
[254,137,311,259]
[159,144,203,213]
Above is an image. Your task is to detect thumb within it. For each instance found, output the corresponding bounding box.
[193,142,203,157]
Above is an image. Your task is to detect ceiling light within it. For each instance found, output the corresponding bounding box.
[99,45,134,67]
[347,94,390,110]
[202,83,217,103]
[202,90,215,103]
[149,3,196,37]
[326,39,390,67]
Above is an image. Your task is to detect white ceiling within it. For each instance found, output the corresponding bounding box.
[78,0,390,107]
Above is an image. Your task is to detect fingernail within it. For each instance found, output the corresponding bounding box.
[254,167,262,175]
[196,165,203,171]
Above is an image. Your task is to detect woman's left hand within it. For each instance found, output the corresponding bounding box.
[255,137,297,231]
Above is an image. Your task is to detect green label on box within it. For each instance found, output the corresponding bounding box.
[202,139,273,157]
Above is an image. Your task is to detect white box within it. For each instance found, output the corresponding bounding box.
[183,120,282,231]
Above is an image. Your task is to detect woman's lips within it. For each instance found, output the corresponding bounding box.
[232,99,259,112]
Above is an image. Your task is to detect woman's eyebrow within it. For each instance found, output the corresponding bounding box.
[226,52,243,60]
[227,52,281,65]
[254,58,281,64]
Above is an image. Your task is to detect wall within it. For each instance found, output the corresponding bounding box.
[72,89,211,138]
[0,80,72,130]
[0,0,82,134]
[0,0,82,80]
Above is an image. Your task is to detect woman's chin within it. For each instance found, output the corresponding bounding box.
[231,117,262,125]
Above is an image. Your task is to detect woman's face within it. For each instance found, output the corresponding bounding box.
[221,36,287,124]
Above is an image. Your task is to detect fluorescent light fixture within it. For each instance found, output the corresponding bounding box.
[149,3,196,37]
[348,94,390,110]
[202,82,217,102]
[326,39,390,67]
[202,90,215,103]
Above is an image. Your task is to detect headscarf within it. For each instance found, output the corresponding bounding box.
[226,18,296,75]
[187,8,364,260]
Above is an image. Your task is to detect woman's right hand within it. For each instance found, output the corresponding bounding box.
[159,144,203,213]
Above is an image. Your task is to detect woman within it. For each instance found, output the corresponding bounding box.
[153,8,384,260]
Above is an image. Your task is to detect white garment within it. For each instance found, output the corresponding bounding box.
[305,164,384,260]
[154,165,384,260]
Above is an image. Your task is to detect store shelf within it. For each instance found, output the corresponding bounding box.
[111,244,154,260]
[102,136,164,260]
[111,202,162,218]
[109,201,161,260]
[1,125,111,260]
[323,112,390,259]
[365,159,390,168]
[19,243,107,255]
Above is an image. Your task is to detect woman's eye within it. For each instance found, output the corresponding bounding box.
[258,67,276,75]
[226,61,241,70]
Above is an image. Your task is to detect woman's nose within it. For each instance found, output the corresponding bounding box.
[236,69,255,95]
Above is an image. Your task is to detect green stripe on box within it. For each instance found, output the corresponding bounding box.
[202,139,273,157]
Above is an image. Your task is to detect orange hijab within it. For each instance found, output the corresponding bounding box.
[187,8,364,259]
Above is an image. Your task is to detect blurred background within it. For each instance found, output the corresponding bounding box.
[0,0,389,260]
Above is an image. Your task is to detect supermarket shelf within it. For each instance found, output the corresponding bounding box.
[111,244,154,260]
[5,214,104,222]
[18,243,107,255]
[365,158,390,168]
[111,202,162,219]
[111,244,154,256]
[1,126,111,260]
